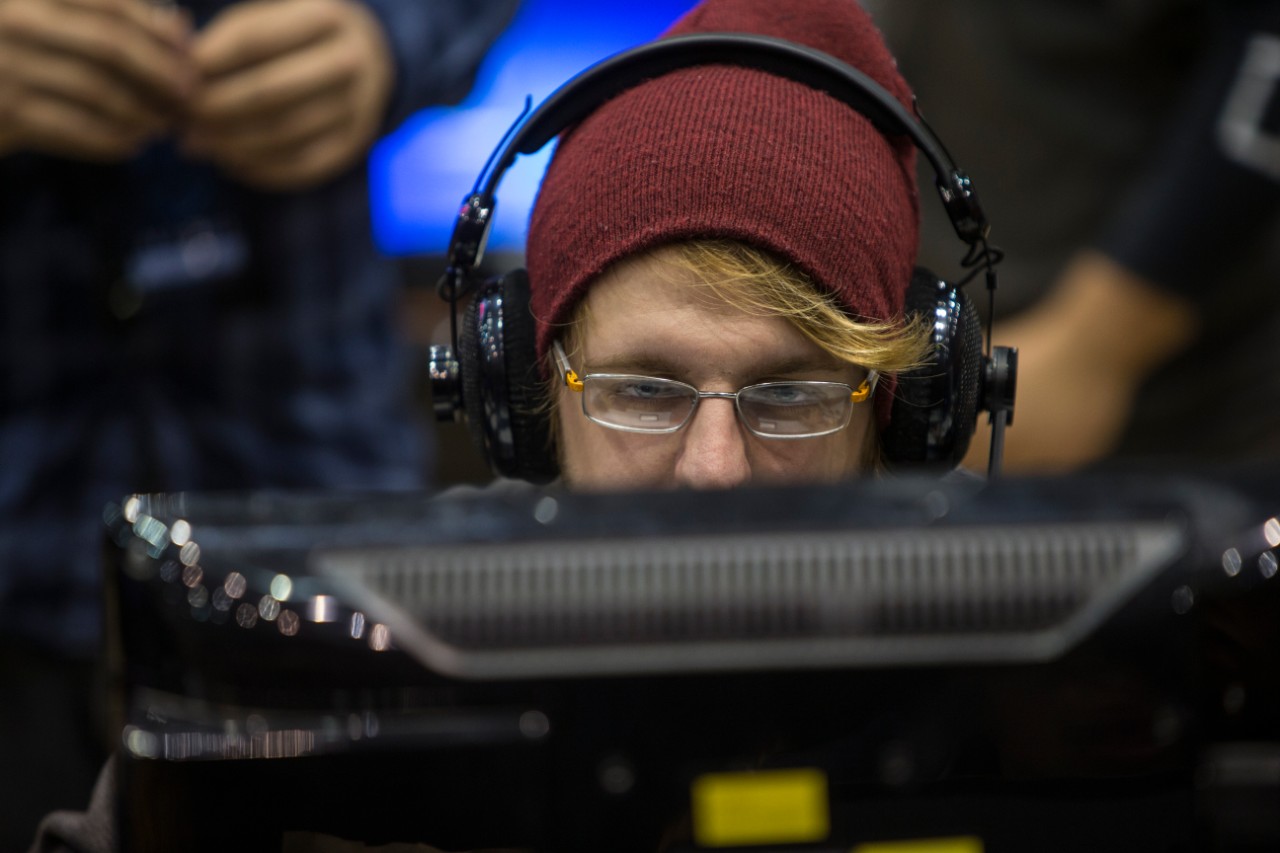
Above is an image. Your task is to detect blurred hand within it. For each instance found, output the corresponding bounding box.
[0,0,192,159]
[183,0,393,191]
[963,251,1198,474]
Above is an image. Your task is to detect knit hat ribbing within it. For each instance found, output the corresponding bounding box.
[526,0,920,396]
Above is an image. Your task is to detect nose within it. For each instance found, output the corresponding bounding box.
[673,398,751,490]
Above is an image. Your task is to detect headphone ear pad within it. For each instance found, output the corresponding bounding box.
[882,268,984,470]
[458,270,559,484]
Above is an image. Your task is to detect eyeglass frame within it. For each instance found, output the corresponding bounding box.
[552,340,879,440]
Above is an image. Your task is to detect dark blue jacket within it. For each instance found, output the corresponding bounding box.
[0,0,519,656]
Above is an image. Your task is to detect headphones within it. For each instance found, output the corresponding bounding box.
[430,32,1017,484]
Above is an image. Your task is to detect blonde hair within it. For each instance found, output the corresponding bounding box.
[543,239,933,468]
[662,239,931,372]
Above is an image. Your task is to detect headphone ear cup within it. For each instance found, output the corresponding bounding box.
[457,270,559,484]
[882,268,984,470]
[457,287,491,462]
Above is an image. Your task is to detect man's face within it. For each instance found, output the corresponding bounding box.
[556,247,876,492]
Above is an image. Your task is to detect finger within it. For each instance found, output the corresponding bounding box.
[191,0,341,80]
[218,130,356,191]
[188,31,358,127]
[184,81,348,160]
[57,0,191,51]
[1,0,194,105]
[8,93,154,160]
[6,42,171,129]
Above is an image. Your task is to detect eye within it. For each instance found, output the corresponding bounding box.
[613,378,686,400]
[751,383,822,405]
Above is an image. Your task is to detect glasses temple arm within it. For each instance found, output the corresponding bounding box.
[850,370,880,404]
[553,341,585,392]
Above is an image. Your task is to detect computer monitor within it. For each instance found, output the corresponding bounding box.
[104,470,1280,852]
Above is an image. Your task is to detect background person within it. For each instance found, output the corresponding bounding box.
[0,0,517,847]
[864,0,1280,473]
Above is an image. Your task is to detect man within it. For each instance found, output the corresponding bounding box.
[457,0,963,492]
[866,0,1280,473]
[1,0,517,846]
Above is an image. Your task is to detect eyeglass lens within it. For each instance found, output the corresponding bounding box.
[583,378,693,431]
[582,376,853,437]
[740,383,853,436]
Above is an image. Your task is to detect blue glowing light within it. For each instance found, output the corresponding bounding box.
[369,0,700,258]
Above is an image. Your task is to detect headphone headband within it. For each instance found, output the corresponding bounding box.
[454,32,989,278]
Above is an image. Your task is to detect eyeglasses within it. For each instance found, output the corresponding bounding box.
[553,341,878,439]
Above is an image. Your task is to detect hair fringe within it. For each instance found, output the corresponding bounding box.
[664,240,932,373]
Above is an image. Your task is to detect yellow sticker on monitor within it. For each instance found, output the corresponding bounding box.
[854,837,984,853]
[691,768,829,847]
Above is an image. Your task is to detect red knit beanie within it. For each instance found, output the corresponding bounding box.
[526,0,920,423]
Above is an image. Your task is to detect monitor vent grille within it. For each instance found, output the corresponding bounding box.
[326,523,1180,649]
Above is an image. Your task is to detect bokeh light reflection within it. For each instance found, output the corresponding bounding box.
[235,603,259,629]
[270,573,293,602]
[1171,585,1195,615]
[122,495,141,524]
[1259,551,1278,579]
[347,712,379,740]
[133,514,169,557]
[180,563,203,589]
[307,595,336,623]
[187,585,209,608]
[277,609,300,637]
[159,559,181,583]
[369,623,391,651]
[123,725,159,759]
[169,518,192,546]
[1264,518,1280,548]
[224,571,247,599]
[179,541,201,566]
[211,586,234,612]
[258,595,281,621]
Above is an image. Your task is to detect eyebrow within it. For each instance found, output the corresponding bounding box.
[586,352,855,379]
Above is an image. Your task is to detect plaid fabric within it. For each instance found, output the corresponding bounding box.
[0,0,518,656]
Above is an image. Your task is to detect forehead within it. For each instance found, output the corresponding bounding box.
[574,248,843,375]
